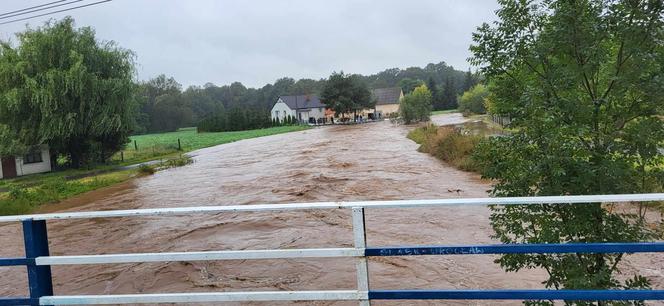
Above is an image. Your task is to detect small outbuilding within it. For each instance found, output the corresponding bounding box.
[0,145,52,179]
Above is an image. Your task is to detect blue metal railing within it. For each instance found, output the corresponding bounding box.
[1,193,663,305]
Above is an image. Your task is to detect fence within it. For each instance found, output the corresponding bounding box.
[491,114,512,127]
[1,193,664,305]
[114,139,183,163]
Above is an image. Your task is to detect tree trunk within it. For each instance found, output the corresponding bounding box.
[67,139,85,169]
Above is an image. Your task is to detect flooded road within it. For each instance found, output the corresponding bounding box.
[0,114,661,305]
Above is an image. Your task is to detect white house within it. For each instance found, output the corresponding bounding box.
[271,95,327,124]
[0,146,52,179]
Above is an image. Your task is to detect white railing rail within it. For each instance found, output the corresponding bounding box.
[1,193,663,305]
[1,193,662,223]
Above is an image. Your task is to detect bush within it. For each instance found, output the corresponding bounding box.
[458,84,489,115]
[400,85,432,124]
[137,164,156,175]
[162,155,193,169]
[406,123,438,144]
[407,125,483,172]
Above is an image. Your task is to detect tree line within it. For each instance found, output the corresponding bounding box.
[135,63,474,134]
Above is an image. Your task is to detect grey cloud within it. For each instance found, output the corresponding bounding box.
[0,0,499,87]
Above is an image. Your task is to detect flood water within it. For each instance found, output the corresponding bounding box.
[0,113,661,305]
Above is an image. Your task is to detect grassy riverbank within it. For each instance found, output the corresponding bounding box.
[408,124,483,172]
[0,125,310,215]
[116,125,310,165]
[0,169,138,215]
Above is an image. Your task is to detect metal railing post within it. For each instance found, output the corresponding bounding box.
[352,207,370,306]
[23,219,53,305]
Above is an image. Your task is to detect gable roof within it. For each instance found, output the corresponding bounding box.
[372,87,402,105]
[278,95,325,110]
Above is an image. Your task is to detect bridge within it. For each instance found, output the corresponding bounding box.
[1,193,664,305]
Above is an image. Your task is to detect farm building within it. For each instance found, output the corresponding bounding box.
[372,87,403,118]
[271,95,327,124]
[0,146,52,179]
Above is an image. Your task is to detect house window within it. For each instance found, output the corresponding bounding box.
[24,151,43,164]
[275,110,280,117]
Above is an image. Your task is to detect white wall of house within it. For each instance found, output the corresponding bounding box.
[298,107,326,123]
[271,100,296,122]
[376,104,400,116]
[16,149,51,177]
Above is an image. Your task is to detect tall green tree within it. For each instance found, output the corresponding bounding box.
[471,0,664,303]
[320,72,373,118]
[462,69,477,92]
[135,75,207,133]
[0,18,135,167]
[400,84,432,124]
[441,77,458,110]
[290,78,324,95]
[427,77,443,110]
[183,85,224,122]
[398,78,425,94]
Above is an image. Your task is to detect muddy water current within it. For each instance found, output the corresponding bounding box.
[0,114,662,305]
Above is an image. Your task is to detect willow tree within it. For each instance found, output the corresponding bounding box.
[471,0,664,303]
[0,17,136,167]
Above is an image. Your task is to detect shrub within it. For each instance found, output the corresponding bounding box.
[400,85,432,124]
[408,125,483,172]
[458,84,488,115]
[407,123,438,145]
[137,164,156,175]
[163,155,193,168]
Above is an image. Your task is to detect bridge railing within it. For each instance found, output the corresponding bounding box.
[1,193,664,305]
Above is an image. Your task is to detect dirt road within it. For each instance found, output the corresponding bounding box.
[0,114,661,305]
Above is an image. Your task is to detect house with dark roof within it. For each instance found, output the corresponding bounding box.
[271,95,327,124]
[371,87,403,117]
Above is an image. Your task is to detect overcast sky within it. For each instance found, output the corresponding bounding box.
[0,0,499,88]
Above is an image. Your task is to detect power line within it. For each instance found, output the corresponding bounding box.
[0,0,67,17]
[1,0,85,20]
[0,0,112,26]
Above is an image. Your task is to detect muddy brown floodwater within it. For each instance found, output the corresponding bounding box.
[0,113,662,306]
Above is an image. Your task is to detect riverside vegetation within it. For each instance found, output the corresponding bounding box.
[0,170,136,215]
[0,125,309,216]
[407,123,483,172]
[468,0,664,301]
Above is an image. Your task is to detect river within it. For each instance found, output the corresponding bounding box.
[0,113,661,305]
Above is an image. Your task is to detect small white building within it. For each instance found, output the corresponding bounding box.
[271,95,327,124]
[0,146,52,179]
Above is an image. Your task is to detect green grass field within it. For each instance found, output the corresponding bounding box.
[117,125,310,165]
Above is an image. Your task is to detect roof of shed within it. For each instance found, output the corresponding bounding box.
[371,87,402,105]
